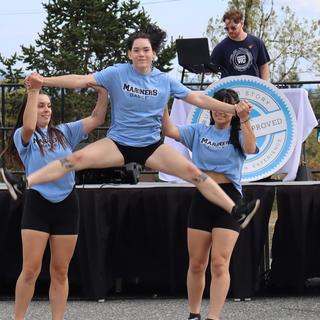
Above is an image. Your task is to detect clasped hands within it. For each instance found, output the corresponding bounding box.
[235,100,252,123]
[24,72,43,91]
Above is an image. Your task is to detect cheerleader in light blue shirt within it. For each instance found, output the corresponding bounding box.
[1,73,108,320]
[162,88,258,320]
[2,25,259,243]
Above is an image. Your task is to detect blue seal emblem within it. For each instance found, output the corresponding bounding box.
[187,76,297,181]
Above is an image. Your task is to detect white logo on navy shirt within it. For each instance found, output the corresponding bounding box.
[230,48,253,72]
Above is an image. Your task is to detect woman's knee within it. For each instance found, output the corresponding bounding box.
[180,162,202,181]
[211,256,229,277]
[61,150,90,171]
[67,151,84,167]
[189,258,208,275]
[21,265,41,284]
[50,265,69,284]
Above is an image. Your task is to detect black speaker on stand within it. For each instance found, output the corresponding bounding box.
[76,162,142,185]
[73,143,142,185]
[176,38,221,89]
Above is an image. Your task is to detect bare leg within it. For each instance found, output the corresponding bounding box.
[187,228,212,315]
[208,228,239,319]
[49,235,78,320]
[15,230,49,320]
[146,144,234,213]
[27,138,124,187]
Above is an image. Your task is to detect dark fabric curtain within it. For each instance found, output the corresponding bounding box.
[229,185,275,299]
[270,184,320,293]
[0,184,274,299]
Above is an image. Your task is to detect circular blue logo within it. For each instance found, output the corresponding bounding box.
[187,76,297,181]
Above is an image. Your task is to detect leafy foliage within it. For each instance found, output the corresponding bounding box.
[19,0,175,76]
[206,0,320,177]
[206,0,320,82]
[0,53,24,84]
[0,0,176,129]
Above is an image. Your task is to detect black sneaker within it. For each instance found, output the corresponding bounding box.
[0,168,27,200]
[188,314,201,320]
[232,199,260,229]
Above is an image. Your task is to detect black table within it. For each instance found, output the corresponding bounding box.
[0,183,274,299]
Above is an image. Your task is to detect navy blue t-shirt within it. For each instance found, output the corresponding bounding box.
[210,33,270,78]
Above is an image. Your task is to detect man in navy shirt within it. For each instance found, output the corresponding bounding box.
[210,9,270,80]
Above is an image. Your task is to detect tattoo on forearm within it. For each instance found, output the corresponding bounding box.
[60,158,74,170]
[192,173,208,184]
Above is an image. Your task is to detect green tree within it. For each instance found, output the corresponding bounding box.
[20,0,175,75]
[305,129,320,180]
[206,0,320,82]
[0,0,176,125]
[0,53,24,84]
[309,87,320,119]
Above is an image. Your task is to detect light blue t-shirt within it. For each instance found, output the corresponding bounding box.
[94,63,191,146]
[178,123,246,193]
[14,120,87,203]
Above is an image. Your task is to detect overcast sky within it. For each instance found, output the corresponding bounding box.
[1,0,320,78]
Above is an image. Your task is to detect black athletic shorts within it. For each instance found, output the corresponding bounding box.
[188,183,241,233]
[21,188,80,235]
[113,139,163,166]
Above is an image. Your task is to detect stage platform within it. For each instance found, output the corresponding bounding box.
[1,181,319,299]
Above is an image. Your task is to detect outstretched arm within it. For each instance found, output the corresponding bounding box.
[161,107,180,140]
[183,91,236,115]
[21,73,43,144]
[82,84,109,134]
[236,102,257,154]
[27,73,96,89]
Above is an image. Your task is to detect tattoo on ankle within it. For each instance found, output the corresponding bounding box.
[60,158,74,170]
[192,173,208,184]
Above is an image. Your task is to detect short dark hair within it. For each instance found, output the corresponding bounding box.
[222,9,244,24]
[126,24,166,53]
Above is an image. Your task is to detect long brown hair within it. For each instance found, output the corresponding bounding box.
[0,91,68,168]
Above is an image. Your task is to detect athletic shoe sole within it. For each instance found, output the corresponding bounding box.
[0,168,18,201]
[240,199,260,229]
